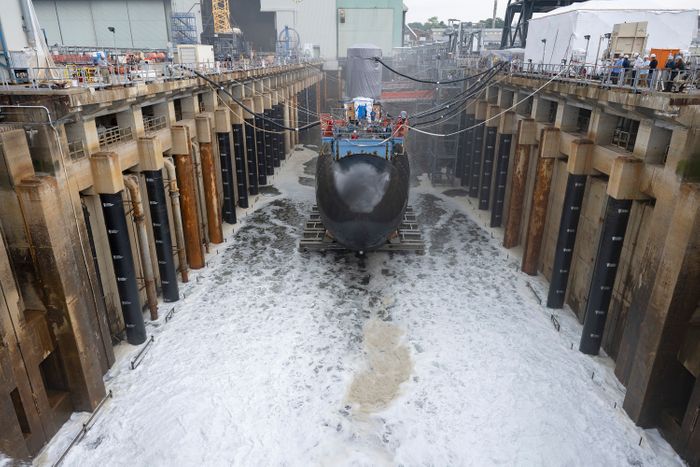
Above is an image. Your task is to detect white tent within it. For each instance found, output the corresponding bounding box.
[523,0,699,65]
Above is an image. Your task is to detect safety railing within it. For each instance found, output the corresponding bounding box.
[612,128,634,152]
[505,62,699,95]
[143,115,167,133]
[98,126,133,149]
[68,140,85,160]
[0,57,322,91]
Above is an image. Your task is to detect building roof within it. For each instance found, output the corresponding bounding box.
[534,0,699,19]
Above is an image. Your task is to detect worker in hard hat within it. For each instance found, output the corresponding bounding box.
[634,55,651,88]
[664,54,676,92]
[648,53,658,88]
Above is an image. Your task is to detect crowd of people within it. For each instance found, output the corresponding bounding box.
[609,51,689,92]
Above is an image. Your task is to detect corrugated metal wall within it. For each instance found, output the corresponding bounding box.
[261,0,337,67]
[34,0,169,49]
[337,8,393,58]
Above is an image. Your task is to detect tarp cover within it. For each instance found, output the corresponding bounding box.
[345,44,383,100]
[524,0,699,65]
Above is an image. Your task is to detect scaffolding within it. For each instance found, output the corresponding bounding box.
[172,13,198,45]
[428,64,464,185]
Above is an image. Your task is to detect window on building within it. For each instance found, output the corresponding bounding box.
[612,117,640,152]
[576,108,591,134]
[547,100,558,124]
[39,349,69,407]
[174,99,183,122]
[64,121,85,160]
[95,113,133,149]
[142,104,166,133]
[10,388,31,436]
[197,94,205,113]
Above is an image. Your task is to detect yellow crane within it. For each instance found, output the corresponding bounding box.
[212,0,233,34]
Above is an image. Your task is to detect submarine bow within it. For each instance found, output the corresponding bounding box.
[316,151,409,251]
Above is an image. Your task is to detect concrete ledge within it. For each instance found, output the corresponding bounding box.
[517,119,537,145]
[171,125,191,155]
[89,152,124,194]
[195,116,212,143]
[137,136,164,171]
[539,127,561,159]
[567,139,596,175]
[215,109,231,133]
[608,156,647,200]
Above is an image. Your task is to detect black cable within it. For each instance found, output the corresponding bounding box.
[410,64,505,120]
[409,62,505,119]
[410,70,499,120]
[370,57,500,85]
[185,66,321,131]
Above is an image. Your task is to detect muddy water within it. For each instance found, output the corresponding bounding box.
[348,318,413,413]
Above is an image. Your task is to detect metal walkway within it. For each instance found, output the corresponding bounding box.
[299,206,424,254]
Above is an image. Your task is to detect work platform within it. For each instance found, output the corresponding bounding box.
[299,206,425,254]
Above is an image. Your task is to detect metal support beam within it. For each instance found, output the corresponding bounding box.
[100,192,146,345]
[262,108,274,176]
[244,118,259,195]
[469,121,485,198]
[490,132,513,227]
[232,123,249,208]
[546,174,587,308]
[254,115,268,186]
[461,114,475,188]
[579,197,632,355]
[479,126,498,210]
[144,170,179,303]
[504,119,537,249]
[217,132,237,224]
[173,152,204,269]
[199,142,224,244]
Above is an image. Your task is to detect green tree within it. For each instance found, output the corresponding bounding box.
[408,21,426,31]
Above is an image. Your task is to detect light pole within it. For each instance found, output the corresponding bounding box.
[594,32,611,76]
[541,38,547,67]
[108,26,116,51]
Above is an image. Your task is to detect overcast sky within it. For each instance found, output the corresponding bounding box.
[402,0,700,24]
[403,0,507,24]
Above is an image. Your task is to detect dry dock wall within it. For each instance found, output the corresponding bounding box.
[460,75,700,464]
[0,64,323,459]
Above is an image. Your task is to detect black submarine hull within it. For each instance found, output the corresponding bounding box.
[315,150,409,251]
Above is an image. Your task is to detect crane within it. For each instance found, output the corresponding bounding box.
[212,0,233,35]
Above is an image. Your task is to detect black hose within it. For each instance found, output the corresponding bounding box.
[370,57,502,85]
[185,66,321,131]
[410,65,503,120]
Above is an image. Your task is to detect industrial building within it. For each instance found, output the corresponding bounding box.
[1,0,700,465]
[34,0,173,50]
[261,0,407,69]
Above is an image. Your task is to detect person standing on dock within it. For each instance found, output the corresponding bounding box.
[664,54,676,92]
[648,54,658,88]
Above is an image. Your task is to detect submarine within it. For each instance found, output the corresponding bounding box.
[315,45,410,252]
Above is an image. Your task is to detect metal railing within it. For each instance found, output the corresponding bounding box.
[456,55,699,95]
[68,140,85,160]
[98,126,133,149]
[612,129,635,152]
[1,56,321,91]
[506,62,699,94]
[143,115,167,133]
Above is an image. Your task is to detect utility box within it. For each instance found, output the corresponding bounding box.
[175,45,216,67]
[609,21,648,57]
